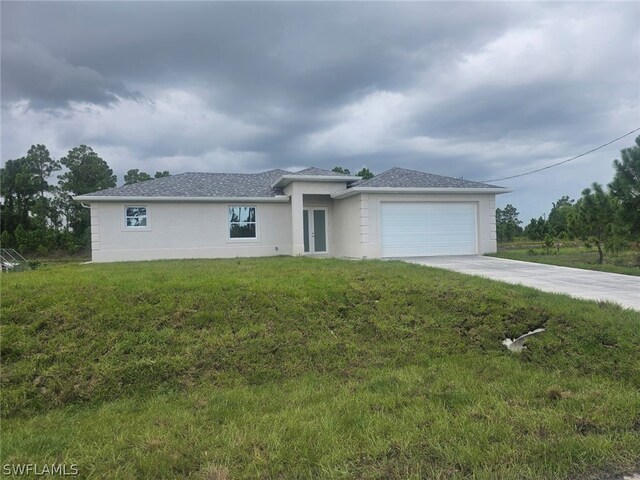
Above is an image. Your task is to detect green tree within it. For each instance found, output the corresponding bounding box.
[0,145,60,246]
[59,145,116,195]
[124,169,152,185]
[495,204,523,241]
[51,187,73,232]
[609,135,640,239]
[24,145,61,240]
[0,157,36,234]
[569,183,622,264]
[524,216,551,241]
[154,171,170,178]
[24,144,60,201]
[547,196,574,238]
[542,233,555,254]
[13,225,34,253]
[356,167,374,180]
[59,145,116,245]
[332,166,351,175]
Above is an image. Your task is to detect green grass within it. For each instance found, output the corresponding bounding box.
[490,245,640,276]
[2,257,639,479]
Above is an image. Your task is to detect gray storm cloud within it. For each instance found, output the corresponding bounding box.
[2,40,139,108]
[1,1,638,221]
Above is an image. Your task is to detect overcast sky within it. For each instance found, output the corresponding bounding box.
[2,1,639,221]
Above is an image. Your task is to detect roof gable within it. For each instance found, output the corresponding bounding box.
[271,167,360,188]
[291,167,352,177]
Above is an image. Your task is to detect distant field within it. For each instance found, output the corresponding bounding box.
[491,242,640,276]
[2,258,639,479]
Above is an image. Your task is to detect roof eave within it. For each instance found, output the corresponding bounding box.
[271,174,361,189]
[73,195,291,203]
[331,186,513,199]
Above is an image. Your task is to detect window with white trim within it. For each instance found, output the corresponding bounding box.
[125,206,148,228]
[229,206,256,238]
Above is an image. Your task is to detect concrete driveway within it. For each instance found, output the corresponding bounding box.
[402,256,640,311]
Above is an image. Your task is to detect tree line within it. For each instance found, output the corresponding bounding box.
[496,136,640,263]
[0,144,168,255]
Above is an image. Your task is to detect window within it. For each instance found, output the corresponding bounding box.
[125,206,148,228]
[229,206,256,238]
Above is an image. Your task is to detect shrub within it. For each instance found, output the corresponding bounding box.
[542,234,555,254]
[28,260,41,270]
[605,232,628,256]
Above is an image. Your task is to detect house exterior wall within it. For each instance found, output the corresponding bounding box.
[90,201,292,262]
[331,194,363,258]
[282,181,349,197]
[88,186,498,262]
[358,192,498,258]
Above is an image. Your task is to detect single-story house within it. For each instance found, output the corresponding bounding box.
[74,167,511,263]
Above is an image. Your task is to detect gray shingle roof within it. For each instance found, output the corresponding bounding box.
[80,166,505,198]
[290,167,352,176]
[353,167,503,189]
[83,169,291,197]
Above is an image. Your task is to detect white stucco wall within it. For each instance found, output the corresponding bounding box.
[88,187,499,262]
[331,194,363,258]
[90,201,293,262]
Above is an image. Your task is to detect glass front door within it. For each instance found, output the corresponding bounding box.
[303,208,328,254]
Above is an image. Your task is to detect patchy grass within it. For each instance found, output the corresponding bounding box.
[2,257,639,479]
[490,245,640,276]
[30,251,92,265]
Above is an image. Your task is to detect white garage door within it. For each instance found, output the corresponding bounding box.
[381,202,477,257]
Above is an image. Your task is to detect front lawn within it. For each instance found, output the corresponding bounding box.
[490,243,640,276]
[2,258,639,479]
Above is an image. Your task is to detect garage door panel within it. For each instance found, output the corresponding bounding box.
[381,202,477,257]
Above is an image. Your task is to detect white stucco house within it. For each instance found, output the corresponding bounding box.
[74,167,511,263]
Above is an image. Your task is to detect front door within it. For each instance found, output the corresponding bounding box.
[303,208,328,254]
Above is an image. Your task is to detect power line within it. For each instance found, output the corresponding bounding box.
[482,127,640,183]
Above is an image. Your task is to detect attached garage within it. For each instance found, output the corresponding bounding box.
[380,202,478,257]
